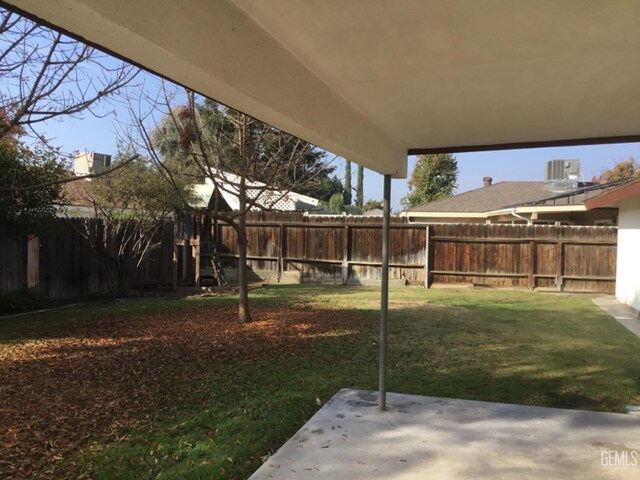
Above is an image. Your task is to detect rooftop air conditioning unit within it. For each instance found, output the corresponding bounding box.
[74,152,112,177]
[92,153,112,175]
[545,159,580,192]
[545,159,580,181]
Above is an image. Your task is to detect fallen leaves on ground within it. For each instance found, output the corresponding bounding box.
[0,303,370,479]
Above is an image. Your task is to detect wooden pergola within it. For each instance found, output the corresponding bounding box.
[5,0,640,410]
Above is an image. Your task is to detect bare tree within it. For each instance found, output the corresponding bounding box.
[0,7,138,167]
[70,151,192,295]
[126,83,336,322]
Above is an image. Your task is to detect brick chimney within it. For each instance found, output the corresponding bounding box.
[483,176,493,187]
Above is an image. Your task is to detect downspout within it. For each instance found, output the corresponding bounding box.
[510,209,533,225]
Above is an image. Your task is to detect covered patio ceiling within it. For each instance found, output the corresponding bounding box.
[5,0,640,178]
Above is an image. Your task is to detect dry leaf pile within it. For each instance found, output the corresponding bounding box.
[0,304,366,478]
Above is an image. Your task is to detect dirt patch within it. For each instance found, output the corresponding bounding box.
[0,304,369,479]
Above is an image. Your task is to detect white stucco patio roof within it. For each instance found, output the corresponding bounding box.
[5,0,640,179]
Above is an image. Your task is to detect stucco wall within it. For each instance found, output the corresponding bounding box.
[615,196,640,312]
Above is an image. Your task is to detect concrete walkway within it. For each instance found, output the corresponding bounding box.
[592,296,640,338]
[250,389,640,479]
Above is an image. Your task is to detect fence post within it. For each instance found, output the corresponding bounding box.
[182,215,192,284]
[424,226,430,288]
[27,235,40,289]
[342,224,350,285]
[555,240,564,291]
[278,223,285,282]
[194,216,201,287]
[172,220,178,289]
[528,240,536,290]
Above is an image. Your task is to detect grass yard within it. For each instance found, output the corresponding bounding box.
[1,285,640,479]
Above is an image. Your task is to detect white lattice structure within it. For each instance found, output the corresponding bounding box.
[191,172,320,212]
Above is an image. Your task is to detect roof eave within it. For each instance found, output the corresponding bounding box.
[585,178,640,209]
[487,205,588,216]
[401,211,488,218]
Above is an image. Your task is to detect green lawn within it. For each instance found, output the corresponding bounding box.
[1,285,640,479]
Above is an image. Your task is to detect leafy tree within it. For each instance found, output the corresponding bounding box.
[598,156,640,183]
[355,165,364,207]
[314,175,344,202]
[0,6,138,241]
[401,154,458,208]
[0,139,66,235]
[328,192,345,214]
[362,199,383,211]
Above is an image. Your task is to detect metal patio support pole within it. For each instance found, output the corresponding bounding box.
[379,174,391,411]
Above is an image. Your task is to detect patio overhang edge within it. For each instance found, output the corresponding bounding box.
[7,0,640,180]
[1,0,407,177]
[408,134,640,156]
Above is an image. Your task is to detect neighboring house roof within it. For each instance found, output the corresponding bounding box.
[60,176,94,207]
[514,180,627,208]
[485,180,625,217]
[59,170,320,217]
[363,208,384,216]
[402,180,623,220]
[55,176,97,218]
[191,172,320,212]
[403,181,551,216]
[585,177,640,209]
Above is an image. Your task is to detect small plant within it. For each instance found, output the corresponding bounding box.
[0,288,49,315]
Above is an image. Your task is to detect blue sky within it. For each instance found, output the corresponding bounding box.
[389,143,640,211]
[42,106,640,212]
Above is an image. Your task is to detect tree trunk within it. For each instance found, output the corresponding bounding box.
[356,165,364,207]
[237,130,252,323]
[237,212,252,323]
[344,159,352,206]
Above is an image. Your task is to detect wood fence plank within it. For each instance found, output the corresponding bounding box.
[528,240,536,290]
[424,226,430,288]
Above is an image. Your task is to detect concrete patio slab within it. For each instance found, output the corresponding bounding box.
[592,296,640,338]
[250,389,640,479]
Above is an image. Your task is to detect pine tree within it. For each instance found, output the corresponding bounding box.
[344,159,352,205]
[355,165,364,208]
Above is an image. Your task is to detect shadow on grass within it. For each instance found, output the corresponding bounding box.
[2,287,640,479]
[0,301,373,479]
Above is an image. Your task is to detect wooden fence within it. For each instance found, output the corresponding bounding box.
[215,212,617,293]
[0,219,174,300]
[1,212,618,300]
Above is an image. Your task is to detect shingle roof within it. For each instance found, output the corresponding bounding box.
[404,181,551,213]
[520,179,630,207]
[60,175,94,207]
